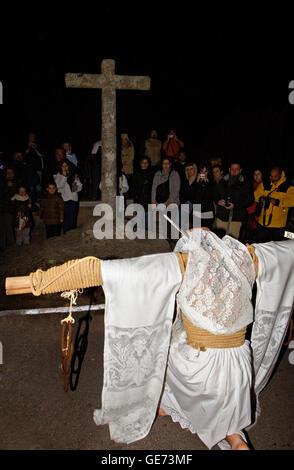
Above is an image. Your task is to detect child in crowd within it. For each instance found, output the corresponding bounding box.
[62,142,78,167]
[40,182,64,239]
[11,185,33,246]
[54,160,82,233]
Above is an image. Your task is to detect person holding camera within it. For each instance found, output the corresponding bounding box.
[162,130,184,162]
[254,166,294,243]
[214,162,254,240]
[193,162,215,230]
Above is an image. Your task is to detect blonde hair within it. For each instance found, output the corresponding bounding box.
[185,163,198,180]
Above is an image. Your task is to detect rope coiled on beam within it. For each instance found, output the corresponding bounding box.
[29,256,103,296]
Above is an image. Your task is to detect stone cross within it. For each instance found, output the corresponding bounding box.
[65,59,151,208]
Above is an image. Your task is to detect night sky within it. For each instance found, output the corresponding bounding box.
[1,4,294,177]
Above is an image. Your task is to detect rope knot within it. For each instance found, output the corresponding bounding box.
[60,289,83,325]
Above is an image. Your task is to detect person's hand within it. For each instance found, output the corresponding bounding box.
[218,199,226,207]
[60,219,63,223]
[225,202,234,210]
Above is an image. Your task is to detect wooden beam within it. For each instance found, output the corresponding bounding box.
[4,254,189,296]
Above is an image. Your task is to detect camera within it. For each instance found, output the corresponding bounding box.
[225,196,232,207]
[264,196,271,210]
[256,196,270,217]
[259,196,270,210]
[199,173,205,179]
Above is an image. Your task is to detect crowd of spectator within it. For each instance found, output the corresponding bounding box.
[0,132,83,251]
[1,128,294,252]
[123,129,294,243]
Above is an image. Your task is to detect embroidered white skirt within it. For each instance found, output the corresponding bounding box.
[160,320,252,449]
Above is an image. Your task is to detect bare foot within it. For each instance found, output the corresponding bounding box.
[158,408,167,416]
[225,433,249,450]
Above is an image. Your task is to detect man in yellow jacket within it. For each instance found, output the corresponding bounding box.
[254,166,294,242]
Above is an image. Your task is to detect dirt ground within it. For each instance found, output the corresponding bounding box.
[0,210,293,451]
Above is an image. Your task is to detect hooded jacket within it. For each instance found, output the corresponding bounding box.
[254,171,294,228]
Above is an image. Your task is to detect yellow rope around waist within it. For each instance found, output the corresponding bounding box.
[182,314,246,351]
[29,256,103,296]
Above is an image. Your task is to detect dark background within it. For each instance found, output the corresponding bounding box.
[1,4,294,178]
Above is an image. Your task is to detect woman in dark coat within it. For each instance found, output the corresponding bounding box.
[193,162,215,230]
[132,156,154,231]
[132,157,154,209]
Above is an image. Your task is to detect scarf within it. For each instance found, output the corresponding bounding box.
[93,252,182,443]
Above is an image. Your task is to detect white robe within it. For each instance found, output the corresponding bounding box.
[93,252,182,444]
[92,231,294,449]
[248,239,294,427]
[160,231,256,449]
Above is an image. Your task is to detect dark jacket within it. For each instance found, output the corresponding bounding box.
[174,162,187,187]
[132,168,154,209]
[194,180,215,214]
[180,178,198,204]
[40,193,64,225]
[13,160,39,190]
[25,147,45,173]
[214,174,254,222]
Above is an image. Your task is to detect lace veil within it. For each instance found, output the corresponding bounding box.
[174,230,256,335]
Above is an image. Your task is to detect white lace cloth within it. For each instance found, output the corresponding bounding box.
[160,314,252,449]
[175,230,256,334]
[93,252,182,444]
[247,239,294,428]
[92,231,293,448]
[159,230,256,449]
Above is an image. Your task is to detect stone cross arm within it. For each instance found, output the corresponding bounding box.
[65,73,150,91]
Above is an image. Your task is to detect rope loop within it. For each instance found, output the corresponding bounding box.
[60,289,83,392]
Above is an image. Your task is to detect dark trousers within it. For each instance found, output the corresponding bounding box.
[45,224,61,239]
[63,200,78,233]
[255,223,285,243]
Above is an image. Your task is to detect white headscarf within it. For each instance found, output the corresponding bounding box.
[175,230,256,335]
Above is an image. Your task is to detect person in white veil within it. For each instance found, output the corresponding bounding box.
[158,229,257,450]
